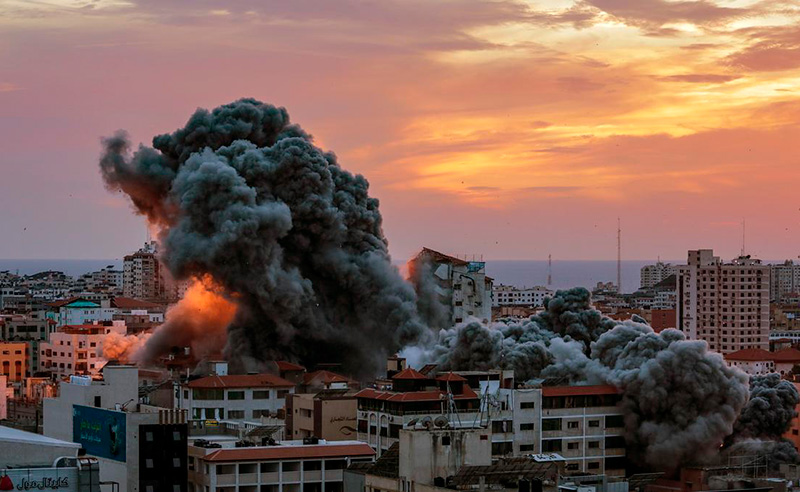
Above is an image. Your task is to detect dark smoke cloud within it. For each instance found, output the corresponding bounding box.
[723,374,800,466]
[100,98,429,376]
[410,288,751,471]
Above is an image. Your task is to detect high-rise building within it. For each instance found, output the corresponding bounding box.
[407,248,493,325]
[492,285,553,307]
[640,261,677,289]
[676,249,769,354]
[770,260,800,302]
[123,242,166,301]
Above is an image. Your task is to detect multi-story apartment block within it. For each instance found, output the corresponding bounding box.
[676,250,769,354]
[39,321,127,376]
[77,265,124,294]
[188,439,375,492]
[492,285,553,307]
[640,261,677,289]
[286,390,359,441]
[408,248,493,324]
[0,341,28,382]
[177,373,296,421]
[124,243,165,301]
[770,260,800,302]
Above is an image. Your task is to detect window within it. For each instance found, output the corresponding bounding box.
[567,421,579,429]
[227,391,245,400]
[542,440,562,452]
[145,432,154,442]
[519,444,535,452]
[520,402,535,409]
[442,436,451,445]
[566,464,580,471]
[588,420,600,427]
[277,389,291,398]
[94,396,101,408]
[567,442,579,450]
[253,390,270,400]
[520,423,534,431]
[146,459,154,469]
[588,462,600,470]
[542,419,562,431]
[605,415,624,428]
[253,409,271,418]
[228,410,245,419]
[173,458,181,468]
[588,441,600,449]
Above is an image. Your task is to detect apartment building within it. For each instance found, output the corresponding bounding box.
[492,285,553,308]
[640,261,677,289]
[123,242,180,302]
[724,347,800,376]
[676,250,769,354]
[188,439,375,492]
[770,261,800,302]
[39,321,127,376]
[0,341,27,382]
[408,248,493,324]
[177,373,296,421]
[287,390,358,441]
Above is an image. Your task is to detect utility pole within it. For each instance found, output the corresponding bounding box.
[617,218,622,293]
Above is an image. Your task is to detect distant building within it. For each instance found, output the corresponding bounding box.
[177,369,296,421]
[724,347,800,376]
[78,265,124,295]
[188,438,375,492]
[39,321,127,376]
[408,248,493,324]
[650,309,676,333]
[770,260,800,302]
[492,285,553,308]
[676,250,769,354]
[0,341,28,382]
[123,242,180,302]
[640,261,677,289]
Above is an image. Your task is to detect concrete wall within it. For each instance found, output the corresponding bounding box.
[398,428,491,485]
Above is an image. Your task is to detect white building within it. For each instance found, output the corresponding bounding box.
[676,250,769,354]
[640,261,677,289]
[770,261,800,302]
[492,285,553,307]
[39,321,127,376]
[724,347,800,376]
[188,438,375,492]
[43,365,188,492]
[653,290,677,310]
[408,248,493,324]
[177,371,296,421]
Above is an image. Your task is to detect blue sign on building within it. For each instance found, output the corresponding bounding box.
[72,405,126,462]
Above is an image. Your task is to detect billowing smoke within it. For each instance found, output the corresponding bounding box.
[408,288,753,470]
[723,374,800,466]
[100,99,428,376]
[101,331,150,362]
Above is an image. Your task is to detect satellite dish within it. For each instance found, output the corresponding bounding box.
[434,416,449,428]
[407,418,419,427]
[421,416,433,430]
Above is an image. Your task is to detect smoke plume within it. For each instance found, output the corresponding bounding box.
[408,288,752,470]
[100,99,428,375]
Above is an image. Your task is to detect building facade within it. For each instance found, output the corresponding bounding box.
[39,322,127,376]
[287,391,358,441]
[0,341,28,382]
[770,261,800,302]
[188,439,375,492]
[676,250,769,354]
[178,373,296,421]
[640,262,677,289]
[492,285,553,308]
[408,248,493,324]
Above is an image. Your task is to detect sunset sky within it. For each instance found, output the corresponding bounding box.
[1,0,799,262]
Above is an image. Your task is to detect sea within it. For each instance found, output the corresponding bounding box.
[0,258,674,294]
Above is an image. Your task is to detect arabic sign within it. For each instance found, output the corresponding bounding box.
[72,405,126,462]
[0,468,76,491]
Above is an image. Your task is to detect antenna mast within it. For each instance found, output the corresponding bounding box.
[617,218,622,293]
[547,254,552,286]
[741,219,746,257]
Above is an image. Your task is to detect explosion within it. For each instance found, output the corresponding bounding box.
[135,276,237,364]
[100,98,428,375]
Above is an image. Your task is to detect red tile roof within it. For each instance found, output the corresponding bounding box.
[202,443,375,462]
[111,297,163,309]
[303,370,352,385]
[47,297,84,308]
[541,385,622,397]
[355,386,479,402]
[724,348,773,362]
[391,368,427,380]
[436,372,467,382]
[188,374,295,389]
[770,348,800,363]
[275,361,306,372]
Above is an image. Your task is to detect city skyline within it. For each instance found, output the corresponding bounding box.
[2,0,800,261]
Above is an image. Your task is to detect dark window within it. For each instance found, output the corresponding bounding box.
[542,419,562,431]
[542,440,562,452]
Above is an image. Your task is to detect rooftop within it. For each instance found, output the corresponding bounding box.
[188,374,295,389]
[540,385,622,397]
[0,425,81,449]
[724,348,774,362]
[391,368,427,380]
[303,370,352,386]
[436,372,467,382]
[111,297,163,309]
[355,386,479,402]
[274,361,306,372]
[201,441,374,462]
